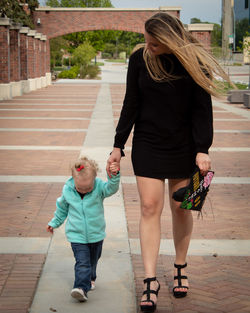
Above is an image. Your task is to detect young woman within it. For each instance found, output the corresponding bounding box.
[106,12,233,313]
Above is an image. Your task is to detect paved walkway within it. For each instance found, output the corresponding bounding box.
[220,63,250,85]
[0,62,250,313]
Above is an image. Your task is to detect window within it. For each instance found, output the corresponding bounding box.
[245,0,249,9]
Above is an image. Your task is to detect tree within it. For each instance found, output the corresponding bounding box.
[242,36,250,88]
[45,0,60,6]
[235,18,250,50]
[73,42,96,77]
[190,17,202,24]
[64,29,118,52]
[46,0,113,7]
[50,36,69,68]
[211,23,222,47]
[0,0,39,28]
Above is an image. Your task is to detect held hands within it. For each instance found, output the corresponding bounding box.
[110,162,120,176]
[106,148,121,178]
[196,152,211,176]
[46,225,54,234]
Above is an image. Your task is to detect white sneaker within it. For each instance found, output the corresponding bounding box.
[71,288,88,302]
[91,281,95,290]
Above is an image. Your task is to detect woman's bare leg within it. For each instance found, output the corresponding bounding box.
[168,178,193,292]
[136,176,165,306]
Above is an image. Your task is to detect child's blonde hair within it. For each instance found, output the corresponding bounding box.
[71,156,99,178]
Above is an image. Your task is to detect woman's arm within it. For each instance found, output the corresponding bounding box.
[114,49,141,149]
[191,82,213,175]
[107,49,141,177]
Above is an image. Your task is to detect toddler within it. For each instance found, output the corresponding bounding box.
[46,156,120,302]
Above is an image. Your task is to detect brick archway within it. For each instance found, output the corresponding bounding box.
[33,7,181,39]
[0,7,213,100]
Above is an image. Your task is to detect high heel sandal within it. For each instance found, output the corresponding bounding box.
[140,277,160,313]
[173,263,189,298]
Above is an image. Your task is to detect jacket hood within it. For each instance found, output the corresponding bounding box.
[65,177,75,190]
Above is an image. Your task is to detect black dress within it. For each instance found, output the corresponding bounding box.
[114,48,213,179]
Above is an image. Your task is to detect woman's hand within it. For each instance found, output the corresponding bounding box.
[196,152,211,176]
[106,148,121,178]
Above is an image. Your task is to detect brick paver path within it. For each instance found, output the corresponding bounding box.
[0,81,250,313]
[0,84,97,312]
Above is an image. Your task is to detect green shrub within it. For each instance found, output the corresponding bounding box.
[102,52,112,59]
[53,66,64,71]
[57,64,100,79]
[73,43,96,67]
[58,66,79,79]
[79,66,88,79]
[86,64,101,79]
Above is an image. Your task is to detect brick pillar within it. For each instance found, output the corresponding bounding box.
[46,40,50,73]
[187,24,213,51]
[19,27,30,81]
[35,33,42,77]
[27,30,36,79]
[0,18,11,84]
[9,24,21,82]
[41,35,47,77]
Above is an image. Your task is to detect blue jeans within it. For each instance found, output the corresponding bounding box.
[71,241,103,293]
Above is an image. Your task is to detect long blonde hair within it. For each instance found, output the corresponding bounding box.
[143,12,235,97]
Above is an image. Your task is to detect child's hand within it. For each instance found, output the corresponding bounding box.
[110,162,119,175]
[46,225,54,234]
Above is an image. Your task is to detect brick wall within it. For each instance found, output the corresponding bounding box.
[0,25,10,83]
[191,32,211,50]
[46,40,50,73]
[35,37,41,77]
[10,27,20,82]
[20,32,28,80]
[27,33,35,79]
[41,39,46,76]
[187,24,213,51]
[0,19,48,85]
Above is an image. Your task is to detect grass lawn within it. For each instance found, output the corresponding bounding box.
[104,59,127,63]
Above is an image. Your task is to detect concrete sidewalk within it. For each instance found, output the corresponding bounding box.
[29,83,136,313]
[221,63,250,85]
[0,60,250,313]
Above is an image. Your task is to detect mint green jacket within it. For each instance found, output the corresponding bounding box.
[48,173,120,244]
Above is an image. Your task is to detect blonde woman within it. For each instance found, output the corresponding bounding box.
[106,12,233,313]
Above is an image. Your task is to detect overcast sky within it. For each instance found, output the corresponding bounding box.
[39,0,222,25]
[111,0,222,25]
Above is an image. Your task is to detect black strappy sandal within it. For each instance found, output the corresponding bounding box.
[140,277,160,313]
[173,263,189,298]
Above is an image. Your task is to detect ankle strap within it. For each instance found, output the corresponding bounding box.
[174,263,187,269]
[143,277,157,284]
